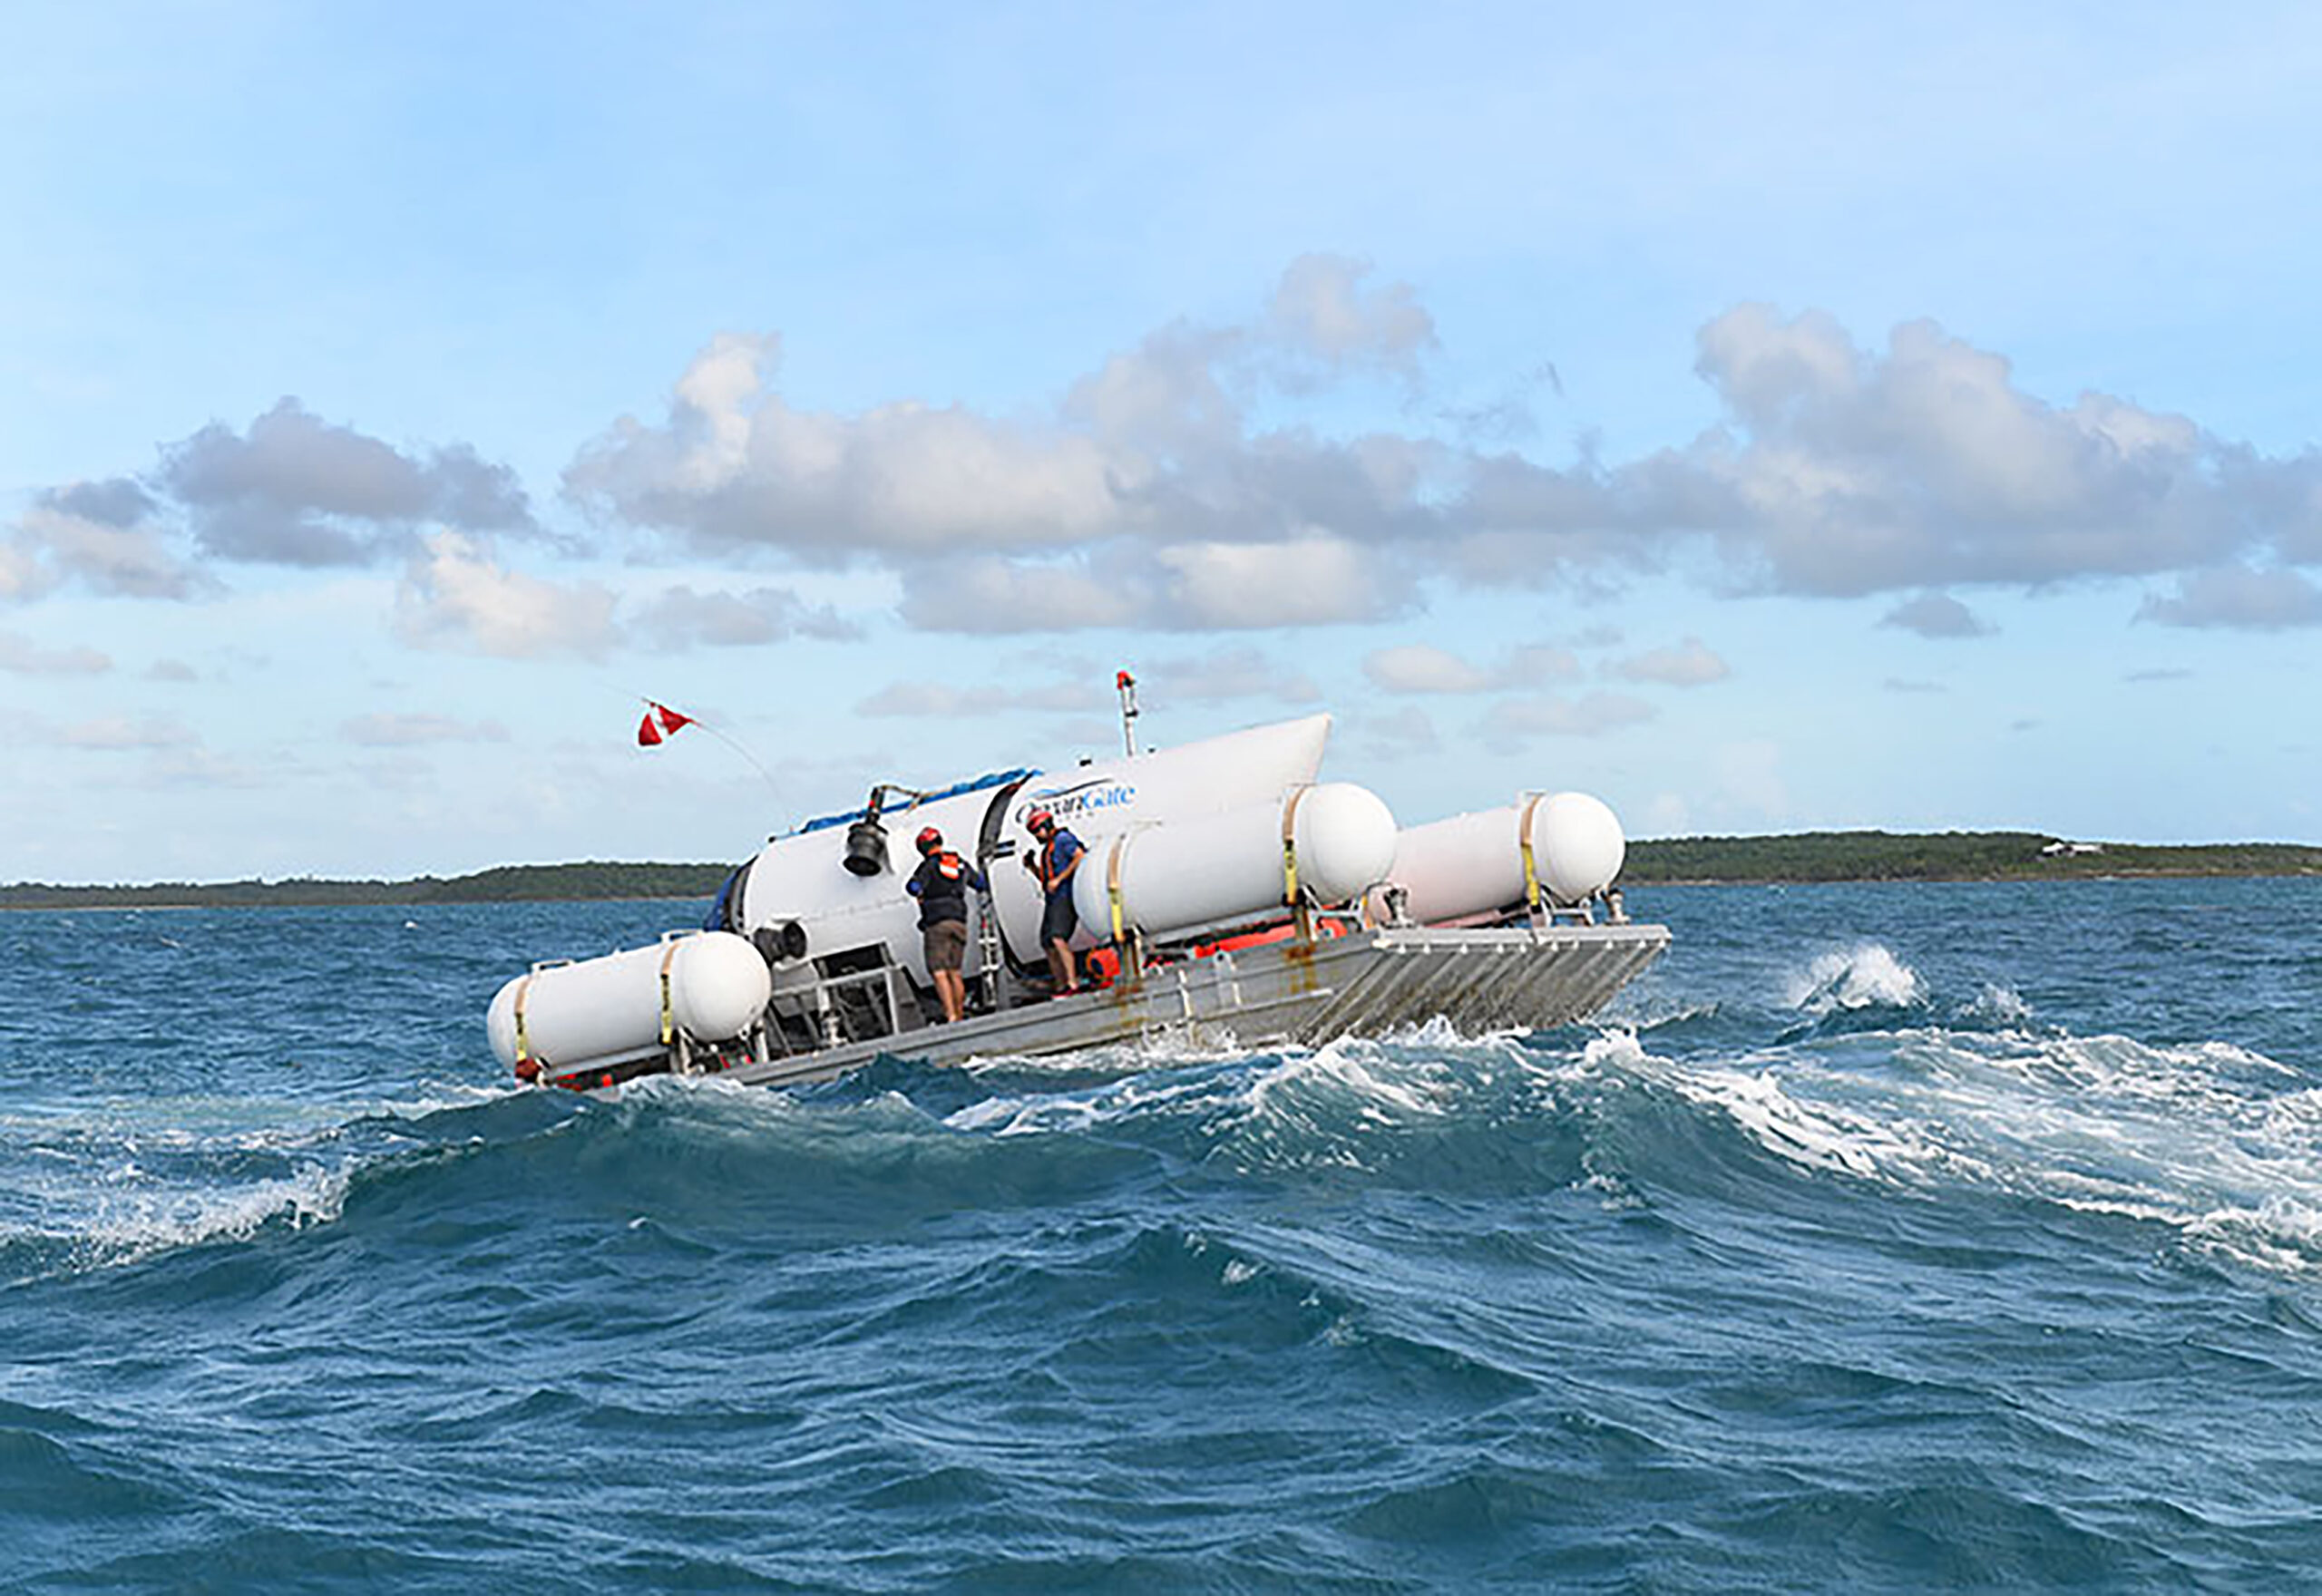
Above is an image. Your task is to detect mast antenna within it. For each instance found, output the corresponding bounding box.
[1116,669,1140,756]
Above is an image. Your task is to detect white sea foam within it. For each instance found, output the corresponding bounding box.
[1673,1063,1941,1181]
[0,1083,547,1281]
[1244,1036,1457,1124]
[5,1159,354,1282]
[1604,1008,2322,1276]
[1782,942,1926,1013]
[1966,982,2034,1025]
[944,1063,1248,1139]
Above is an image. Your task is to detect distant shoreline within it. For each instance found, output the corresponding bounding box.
[5,832,2316,910]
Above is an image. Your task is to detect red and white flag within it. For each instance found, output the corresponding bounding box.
[636,701,695,747]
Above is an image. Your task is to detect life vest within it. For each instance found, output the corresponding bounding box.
[1039,832,1078,892]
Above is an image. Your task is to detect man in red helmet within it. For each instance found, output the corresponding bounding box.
[905,824,989,1023]
[1022,808,1085,996]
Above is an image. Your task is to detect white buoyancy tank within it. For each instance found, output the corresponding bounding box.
[486,929,772,1073]
[735,713,1336,973]
[1073,782,1398,941]
[1366,792,1627,924]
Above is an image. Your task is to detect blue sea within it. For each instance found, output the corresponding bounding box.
[4,879,2319,1592]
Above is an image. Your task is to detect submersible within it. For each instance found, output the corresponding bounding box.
[485,710,1669,1092]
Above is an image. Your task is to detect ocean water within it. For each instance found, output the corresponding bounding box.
[3,879,2318,1592]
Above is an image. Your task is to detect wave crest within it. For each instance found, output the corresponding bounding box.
[1783,942,1926,1013]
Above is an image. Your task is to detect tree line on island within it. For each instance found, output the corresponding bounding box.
[4,833,2317,910]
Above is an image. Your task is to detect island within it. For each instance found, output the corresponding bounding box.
[3,832,2317,910]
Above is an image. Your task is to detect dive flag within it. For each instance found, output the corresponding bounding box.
[637,701,695,747]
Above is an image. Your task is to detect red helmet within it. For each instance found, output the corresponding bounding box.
[916,825,942,852]
[1025,808,1054,833]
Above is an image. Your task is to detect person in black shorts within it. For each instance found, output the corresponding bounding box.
[905,825,989,1023]
[1023,807,1085,996]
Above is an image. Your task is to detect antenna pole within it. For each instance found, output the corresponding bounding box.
[1116,669,1139,756]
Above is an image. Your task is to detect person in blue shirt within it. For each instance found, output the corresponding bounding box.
[905,825,989,1023]
[1023,807,1084,996]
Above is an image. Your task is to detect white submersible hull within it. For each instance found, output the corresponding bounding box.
[485,713,1670,1093]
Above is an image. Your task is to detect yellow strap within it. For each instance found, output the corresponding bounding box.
[512,973,535,1065]
[1280,785,1310,906]
[658,942,681,1046]
[1106,834,1127,943]
[1518,793,1547,912]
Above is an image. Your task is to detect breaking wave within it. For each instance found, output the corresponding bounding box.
[1782,940,1927,1013]
[6,883,2321,1592]
[14,999,2317,1286]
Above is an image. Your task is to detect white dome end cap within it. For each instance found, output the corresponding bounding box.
[671,930,776,1041]
[1293,782,1400,902]
[1529,792,1626,903]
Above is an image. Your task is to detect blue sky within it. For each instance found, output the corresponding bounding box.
[5,3,2317,883]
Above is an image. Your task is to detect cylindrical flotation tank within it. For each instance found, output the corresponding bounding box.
[732,712,1338,970]
[1073,782,1397,942]
[485,929,772,1074]
[1366,792,1627,924]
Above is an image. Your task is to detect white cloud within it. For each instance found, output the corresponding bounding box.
[854,679,1106,718]
[139,747,269,789]
[627,583,862,647]
[393,532,619,659]
[1610,636,1730,686]
[159,398,537,565]
[568,334,1128,559]
[23,267,2317,660]
[5,404,541,610]
[1879,592,1995,638]
[1353,704,1441,758]
[1154,535,1405,628]
[1364,643,1492,694]
[0,630,111,676]
[1363,641,1579,694]
[1263,252,1438,385]
[57,715,200,751]
[341,713,513,746]
[856,647,1318,720]
[1668,306,2321,597]
[2136,565,2322,630]
[566,277,2322,636]
[1482,691,1657,743]
[1132,646,1323,704]
[899,535,1413,633]
[896,556,1141,632]
[8,499,213,600]
[564,258,1454,635]
[0,537,54,601]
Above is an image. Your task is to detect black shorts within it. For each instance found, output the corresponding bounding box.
[1039,891,1078,947]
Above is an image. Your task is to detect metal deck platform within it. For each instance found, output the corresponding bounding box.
[700,920,1670,1092]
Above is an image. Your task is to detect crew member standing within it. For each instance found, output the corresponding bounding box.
[1023,808,1085,996]
[905,825,989,1024]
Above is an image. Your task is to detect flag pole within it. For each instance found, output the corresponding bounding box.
[638,696,785,803]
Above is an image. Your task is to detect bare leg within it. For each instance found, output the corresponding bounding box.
[934,968,964,1023]
[1047,939,1077,994]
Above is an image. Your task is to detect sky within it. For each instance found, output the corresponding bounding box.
[4,2,2317,884]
